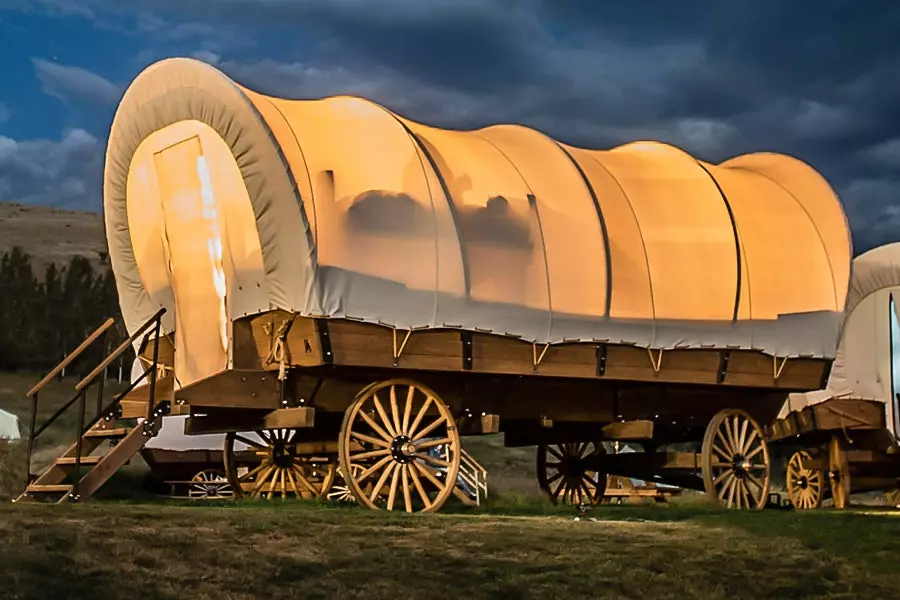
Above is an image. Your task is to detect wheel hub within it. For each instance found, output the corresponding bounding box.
[272,442,295,469]
[797,474,810,489]
[391,435,416,463]
[732,454,750,477]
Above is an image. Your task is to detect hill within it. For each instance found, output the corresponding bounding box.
[0,202,107,273]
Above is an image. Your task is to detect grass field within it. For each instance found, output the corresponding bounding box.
[2,500,900,600]
[3,372,900,599]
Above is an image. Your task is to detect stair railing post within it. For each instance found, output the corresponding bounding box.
[145,315,163,422]
[95,331,109,422]
[24,392,38,490]
[72,388,87,500]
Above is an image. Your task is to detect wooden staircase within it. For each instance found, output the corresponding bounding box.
[14,308,169,504]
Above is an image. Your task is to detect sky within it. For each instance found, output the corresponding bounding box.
[1,0,900,253]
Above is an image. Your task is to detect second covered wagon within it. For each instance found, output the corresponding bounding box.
[101,57,852,512]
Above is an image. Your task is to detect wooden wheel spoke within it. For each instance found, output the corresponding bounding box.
[412,461,445,493]
[401,464,413,513]
[415,437,453,451]
[285,468,302,499]
[407,462,431,508]
[369,462,396,502]
[742,429,759,455]
[389,385,403,437]
[371,394,398,438]
[292,467,319,496]
[712,442,732,462]
[712,468,731,486]
[547,446,565,461]
[415,453,451,468]
[238,462,269,483]
[359,410,395,443]
[745,443,765,461]
[736,418,749,457]
[551,477,567,499]
[357,455,394,483]
[401,386,415,435]
[412,415,447,442]
[386,463,401,511]
[350,431,390,449]
[351,448,392,461]
[407,396,434,439]
[546,471,564,485]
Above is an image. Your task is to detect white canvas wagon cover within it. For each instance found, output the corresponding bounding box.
[781,242,900,437]
[104,58,852,387]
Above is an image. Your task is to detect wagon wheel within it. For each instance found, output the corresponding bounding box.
[223,429,337,500]
[786,450,824,510]
[187,469,233,499]
[536,442,607,505]
[327,463,366,503]
[701,409,770,510]
[338,379,461,513]
[828,435,850,509]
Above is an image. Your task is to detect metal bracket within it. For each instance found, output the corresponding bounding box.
[316,319,333,364]
[461,331,473,370]
[392,329,412,367]
[717,350,730,384]
[596,344,608,376]
[647,348,664,373]
[532,343,550,371]
[773,356,789,380]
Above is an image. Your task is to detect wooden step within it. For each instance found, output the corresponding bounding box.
[84,427,131,438]
[55,456,103,466]
[26,484,72,493]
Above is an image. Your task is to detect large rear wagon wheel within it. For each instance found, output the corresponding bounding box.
[701,409,770,510]
[536,442,607,505]
[338,379,461,513]
[786,449,824,510]
[223,429,337,500]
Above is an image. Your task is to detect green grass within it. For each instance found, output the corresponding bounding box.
[3,371,900,598]
[2,500,900,600]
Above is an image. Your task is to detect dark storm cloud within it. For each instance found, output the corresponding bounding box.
[6,0,900,252]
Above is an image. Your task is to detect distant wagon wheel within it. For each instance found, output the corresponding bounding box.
[884,488,900,508]
[827,435,851,509]
[701,409,770,510]
[338,379,461,513]
[786,449,824,510]
[327,463,366,503]
[188,469,233,499]
[536,442,607,505]
[223,429,337,500]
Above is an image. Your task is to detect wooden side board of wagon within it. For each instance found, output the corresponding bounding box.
[158,312,835,513]
[768,397,900,510]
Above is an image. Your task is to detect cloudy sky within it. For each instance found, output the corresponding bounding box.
[1,0,899,253]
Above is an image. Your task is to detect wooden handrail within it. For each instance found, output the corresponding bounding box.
[75,307,166,392]
[26,318,116,397]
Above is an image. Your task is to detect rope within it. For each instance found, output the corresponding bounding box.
[265,315,297,381]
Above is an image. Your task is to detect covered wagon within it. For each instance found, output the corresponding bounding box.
[18,57,852,511]
[771,243,900,509]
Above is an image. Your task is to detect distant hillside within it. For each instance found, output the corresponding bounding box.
[0,202,108,274]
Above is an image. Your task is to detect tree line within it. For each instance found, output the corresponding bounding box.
[0,246,131,376]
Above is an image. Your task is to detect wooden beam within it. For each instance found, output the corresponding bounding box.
[600,420,654,441]
[184,406,315,435]
[173,370,282,409]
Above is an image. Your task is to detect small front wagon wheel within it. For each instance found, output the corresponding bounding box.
[338,379,461,513]
[701,409,770,510]
[223,429,337,500]
[536,442,607,505]
[786,449,824,510]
